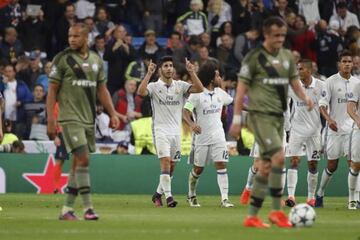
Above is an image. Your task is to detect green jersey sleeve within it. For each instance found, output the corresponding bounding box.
[49,53,65,84]
[97,59,107,86]
[238,51,256,85]
[288,52,299,81]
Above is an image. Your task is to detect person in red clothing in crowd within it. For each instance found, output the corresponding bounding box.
[53,102,69,194]
[291,15,317,62]
[112,79,142,142]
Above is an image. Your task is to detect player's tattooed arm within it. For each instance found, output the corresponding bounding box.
[138,59,156,97]
[185,58,204,93]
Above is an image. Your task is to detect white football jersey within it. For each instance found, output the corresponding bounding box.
[147,78,191,135]
[289,77,324,137]
[347,79,360,129]
[186,88,233,145]
[319,73,359,135]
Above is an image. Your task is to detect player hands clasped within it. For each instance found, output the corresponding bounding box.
[229,16,314,228]
[137,56,203,208]
[183,61,234,208]
[47,23,122,221]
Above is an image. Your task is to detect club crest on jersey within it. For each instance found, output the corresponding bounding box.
[321,90,326,97]
[283,60,290,70]
[82,62,90,72]
[49,66,57,77]
[92,63,99,72]
[175,88,180,94]
[240,64,249,76]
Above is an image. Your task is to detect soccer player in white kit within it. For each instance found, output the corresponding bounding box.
[285,59,325,207]
[183,61,234,207]
[346,78,360,209]
[137,56,204,207]
[316,51,358,208]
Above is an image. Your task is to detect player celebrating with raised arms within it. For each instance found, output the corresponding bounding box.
[183,61,234,208]
[137,56,204,207]
[229,16,313,228]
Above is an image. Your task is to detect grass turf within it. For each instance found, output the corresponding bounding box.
[0,194,359,240]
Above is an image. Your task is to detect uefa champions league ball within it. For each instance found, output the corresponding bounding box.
[289,203,316,227]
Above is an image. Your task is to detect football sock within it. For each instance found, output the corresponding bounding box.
[156,182,164,195]
[249,174,268,216]
[160,172,172,199]
[317,168,333,197]
[287,169,298,198]
[63,171,77,213]
[269,166,283,211]
[307,170,318,200]
[281,167,286,193]
[348,168,359,202]
[245,166,257,190]
[355,174,360,202]
[75,166,92,210]
[217,169,229,201]
[188,169,200,197]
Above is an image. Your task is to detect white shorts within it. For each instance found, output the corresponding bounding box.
[250,134,289,158]
[325,134,350,160]
[287,135,320,161]
[188,142,229,167]
[154,133,181,161]
[351,129,360,163]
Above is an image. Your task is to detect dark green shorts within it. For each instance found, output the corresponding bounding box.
[61,123,96,153]
[247,113,284,160]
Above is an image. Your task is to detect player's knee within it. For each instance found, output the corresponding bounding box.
[327,161,338,173]
[351,161,360,171]
[290,157,300,169]
[271,150,285,167]
[193,166,204,175]
[308,161,318,173]
[215,162,226,170]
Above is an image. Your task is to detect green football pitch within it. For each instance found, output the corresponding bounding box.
[0,194,359,240]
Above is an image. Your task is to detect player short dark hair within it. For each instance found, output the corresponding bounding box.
[263,16,287,33]
[71,22,90,35]
[158,56,173,67]
[198,60,218,87]
[338,50,353,62]
[298,59,313,69]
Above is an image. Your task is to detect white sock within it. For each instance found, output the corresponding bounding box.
[307,171,318,200]
[217,169,229,201]
[356,174,360,202]
[188,170,200,197]
[287,169,298,198]
[156,182,164,195]
[160,174,172,199]
[348,168,359,202]
[245,166,257,189]
[281,167,286,193]
[317,168,333,197]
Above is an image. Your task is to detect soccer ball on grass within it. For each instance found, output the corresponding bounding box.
[289,203,316,227]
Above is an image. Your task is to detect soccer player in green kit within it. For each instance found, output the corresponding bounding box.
[229,17,314,228]
[47,23,121,220]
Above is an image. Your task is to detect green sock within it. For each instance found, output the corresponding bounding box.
[75,166,92,210]
[269,166,283,211]
[248,175,268,216]
[63,171,77,213]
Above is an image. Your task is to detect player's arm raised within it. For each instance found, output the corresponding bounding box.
[183,102,201,134]
[185,58,204,93]
[47,82,60,139]
[290,79,314,111]
[137,60,156,97]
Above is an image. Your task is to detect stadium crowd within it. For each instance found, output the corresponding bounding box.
[0,0,360,154]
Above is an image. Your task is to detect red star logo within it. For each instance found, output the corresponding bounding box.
[23,154,68,194]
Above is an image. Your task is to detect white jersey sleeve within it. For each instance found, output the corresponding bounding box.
[147,82,156,96]
[348,80,360,103]
[179,80,192,96]
[219,88,233,106]
[184,93,200,112]
[319,78,331,108]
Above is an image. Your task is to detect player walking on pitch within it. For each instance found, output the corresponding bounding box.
[183,61,234,207]
[47,23,121,220]
[230,17,314,228]
[137,56,204,207]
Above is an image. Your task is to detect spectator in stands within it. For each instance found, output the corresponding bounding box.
[197,45,218,67]
[173,22,187,42]
[232,28,261,66]
[27,84,48,140]
[207,0,232,47]
[0,140,25,153]
[315,19,344,77]
[138,29,164,63]
[284,10,297,48]
[173,35,201,65]
[95,103,113,143]
[250,0,271,32]
[21,51,43,91]
[216,33,234,64]
[36,61,51,94]
[17,8,47,52]
[74,0,95,21]
[111,141,129,154]
[177,0,208,36]
[291,15,317,62]
[84,16,100,48]
[344,25,360,56]
[0,92,3,142]
[104,25,136,95]
[112,79,142,142]
[165,31,184,56]
[272,0,292,19]
[91,34,108,76]
[95,6,115,36]
[216,21,234,47]
[0,119,18,145]
[55,2,77,52]
[200,32,215,57]
[0,27,24,64]
[298,0,320,26]
[330,2,360,36]
[0,0,24,33]
[352,55,360,79]
[232,0,251,35]
[130,116,156,155]
[0,64,32,139]
[125,57,149,84]
[142,0,164,35]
